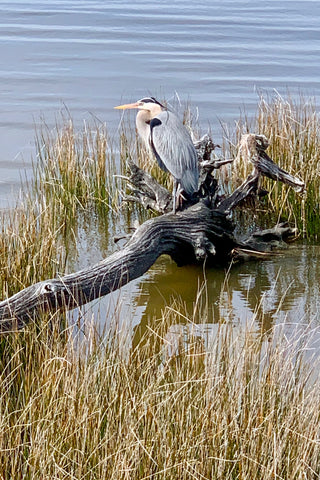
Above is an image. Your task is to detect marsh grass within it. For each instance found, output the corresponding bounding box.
[1,308,320,479]
[0,194,67,298]
[35,116,118,215]
[221,93,320,239]
[256,94,320,238]
[1,96,320,478]
[0,116,119,298]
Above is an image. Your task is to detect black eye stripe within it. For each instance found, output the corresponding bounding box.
[139,97,154,103]
[138,97,165,108]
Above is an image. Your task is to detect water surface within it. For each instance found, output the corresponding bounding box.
[1,0,320,204]
[71,244,320,352]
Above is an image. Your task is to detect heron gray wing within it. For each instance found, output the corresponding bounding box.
[149,111,199,194]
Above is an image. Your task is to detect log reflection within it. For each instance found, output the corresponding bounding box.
[130,245,320,356]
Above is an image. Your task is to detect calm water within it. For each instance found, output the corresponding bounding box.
[1,0,320,203]
[1,1,320,343]
[70,244,320,350]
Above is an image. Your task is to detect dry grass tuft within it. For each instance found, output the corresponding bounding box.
[1,311,320,479]
[222,93,320,238]
[0,116,118,298]
[35,116,118,214]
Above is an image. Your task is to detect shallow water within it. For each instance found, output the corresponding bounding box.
[1,1,320,345]
[70,244,320,352]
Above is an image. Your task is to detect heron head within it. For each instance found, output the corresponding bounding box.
[114,96,165,113]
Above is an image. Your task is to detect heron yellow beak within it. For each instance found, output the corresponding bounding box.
[114,102,141,110]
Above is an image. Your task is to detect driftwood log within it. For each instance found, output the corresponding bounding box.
[0,133,304,332]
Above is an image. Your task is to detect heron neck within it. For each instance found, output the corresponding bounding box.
[136,110,152,144]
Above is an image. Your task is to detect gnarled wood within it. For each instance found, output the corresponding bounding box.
[235,134,305,192]
[0,203,235,331]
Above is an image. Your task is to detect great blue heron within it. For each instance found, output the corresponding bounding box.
[114,96,199,213]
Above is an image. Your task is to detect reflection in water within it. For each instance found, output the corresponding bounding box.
[72,244,320,356]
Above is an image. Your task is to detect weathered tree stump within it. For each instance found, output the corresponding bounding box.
[0,133,304,332]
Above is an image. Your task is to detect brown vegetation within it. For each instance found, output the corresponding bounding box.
[0,95,320,478]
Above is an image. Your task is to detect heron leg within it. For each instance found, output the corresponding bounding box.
[177,184,185,209]
[172,181,185,213]
[172,179,177,214]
